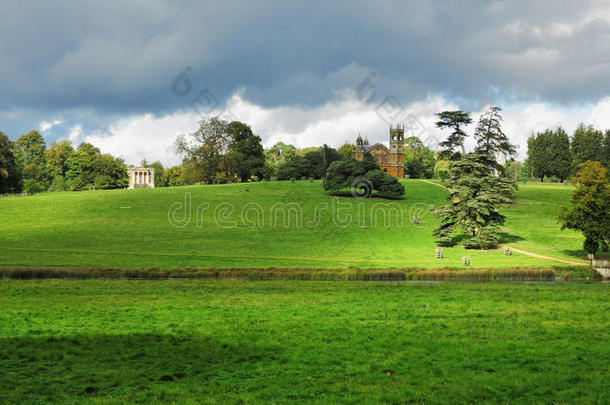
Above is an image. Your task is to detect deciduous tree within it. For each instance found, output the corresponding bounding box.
[228,121,265,181]
[558,161,610,258]
[0,131,21,193]
[403,136,435,179]
[15,130,46,168]
[45,140,74,179]
[175,118,231,184]
[337,142,355,158]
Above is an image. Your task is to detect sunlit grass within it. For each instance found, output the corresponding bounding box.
[0,180,586,269]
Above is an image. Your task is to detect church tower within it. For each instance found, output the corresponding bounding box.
[388,124,404,178]
[353,134,365,160]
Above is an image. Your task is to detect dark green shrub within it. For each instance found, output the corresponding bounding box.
[23,179,45,194]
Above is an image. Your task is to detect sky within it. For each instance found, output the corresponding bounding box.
[2,0,610,166]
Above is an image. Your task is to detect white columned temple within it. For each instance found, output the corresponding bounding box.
[128,167,155,189]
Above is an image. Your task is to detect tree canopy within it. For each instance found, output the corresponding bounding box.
[571,124,604,169]
[228,121,265,181]
[527,128,572,182]
[175,118,266,184]
[403,136,435,179]
[473,106,516,173]
[0,131,21,193]
[436,110,472,158]
[558,161,610,256]
[434,154,517,248]
[323,157,404,198]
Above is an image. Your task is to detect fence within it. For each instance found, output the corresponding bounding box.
[0,192,31,198]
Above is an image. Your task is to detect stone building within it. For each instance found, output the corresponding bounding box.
[128,167,155,189]
[352,125,404,178]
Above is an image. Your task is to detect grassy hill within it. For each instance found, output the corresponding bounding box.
[0,180,588,270]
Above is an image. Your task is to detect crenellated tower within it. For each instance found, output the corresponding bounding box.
[388,124,404,178]
[351,125,405,179]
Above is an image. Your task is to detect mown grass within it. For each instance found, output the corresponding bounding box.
[0,180,588,269]
[0,280,608,403]
[502,182,586,261]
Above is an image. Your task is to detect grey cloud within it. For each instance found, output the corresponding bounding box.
[1,0,610,130]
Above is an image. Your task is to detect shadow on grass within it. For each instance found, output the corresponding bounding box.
[498,233,525,244]
[562,249,589,260]
[0,333,281,403]
[329,191,405,200]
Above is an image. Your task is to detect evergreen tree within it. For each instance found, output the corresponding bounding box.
[473,106,516,173]
[571,124,604,170]
[551,128,572,182]
[435,110,472,159]
[433,154,517,249]
[527,128,572,182]
[323,157,403,198]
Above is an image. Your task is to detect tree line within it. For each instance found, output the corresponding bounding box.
[525,125,610,183]
[175,118,405,198]
[0,130,128,194]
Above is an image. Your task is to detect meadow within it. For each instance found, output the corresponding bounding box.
[0,180,589,271]
[0,280,608,403]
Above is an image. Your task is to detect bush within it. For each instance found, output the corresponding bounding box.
[48,176,66,192]
[434,160,450,182]
[546,175,561,183]
[322,159,404,198]
[366,170,404,198]
[23,179,45,194]
[213,171,231,184]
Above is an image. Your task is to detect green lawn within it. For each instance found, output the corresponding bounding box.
[0,180,587,269]
[502,182,586,260]
[0,280,608,403]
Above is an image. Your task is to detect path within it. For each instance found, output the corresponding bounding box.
[418,179,448,190]
[418,179,589,266]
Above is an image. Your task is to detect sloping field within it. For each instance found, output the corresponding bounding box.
[0,180,587,269]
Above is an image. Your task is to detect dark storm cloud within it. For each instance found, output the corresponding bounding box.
[1,0,610,120]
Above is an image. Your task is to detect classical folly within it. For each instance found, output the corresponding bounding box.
[128,167,155,189]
